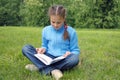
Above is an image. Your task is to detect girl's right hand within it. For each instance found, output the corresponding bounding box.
[36,48,46,54]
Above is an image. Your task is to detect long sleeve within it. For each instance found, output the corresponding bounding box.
[41,28,48,51]
[69,29,80,54]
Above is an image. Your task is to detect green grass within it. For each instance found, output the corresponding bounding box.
[0,27,120,80]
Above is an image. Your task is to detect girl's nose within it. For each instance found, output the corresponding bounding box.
[55,23,57,26]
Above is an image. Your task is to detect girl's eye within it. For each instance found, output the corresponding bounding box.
[57,22,61,24]
[51,21,61,24]
[52,21,55,23]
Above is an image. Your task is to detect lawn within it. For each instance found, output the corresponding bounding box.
[0,27,120,80]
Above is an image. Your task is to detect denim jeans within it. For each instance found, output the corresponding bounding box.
[22,44,79,75]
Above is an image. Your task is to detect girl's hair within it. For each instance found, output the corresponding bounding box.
[48,5,69,40]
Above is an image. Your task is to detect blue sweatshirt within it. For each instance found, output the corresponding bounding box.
[42,25,80,56]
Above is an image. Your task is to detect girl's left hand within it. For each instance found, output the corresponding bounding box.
[36,48,46,54]
[63,51,71,57]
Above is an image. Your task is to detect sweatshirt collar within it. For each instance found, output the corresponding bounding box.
[51,24,64,32]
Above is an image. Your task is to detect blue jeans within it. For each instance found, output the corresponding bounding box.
[22,44,79,75]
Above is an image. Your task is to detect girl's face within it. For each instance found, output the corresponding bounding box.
[50,15,65,30]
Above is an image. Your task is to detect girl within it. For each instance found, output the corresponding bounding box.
[22,5,80,80]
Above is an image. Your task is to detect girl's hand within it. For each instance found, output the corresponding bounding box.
[36,48,46,54]
[63,51,71,57]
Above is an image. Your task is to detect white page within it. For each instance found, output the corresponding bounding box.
[34,54,53,65]
[34,54,65,65]
[51,56,65,64]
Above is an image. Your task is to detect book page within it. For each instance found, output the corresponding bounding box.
[34,54,53,65]
[34,54,65,65]
[52,56,65,64]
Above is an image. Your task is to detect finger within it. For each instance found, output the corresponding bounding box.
[41,50,45,54]
[42,48,46,53]
[36,48,38,51]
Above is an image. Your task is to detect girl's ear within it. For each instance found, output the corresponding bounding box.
[63,18,65,22]
[65,15,66,18]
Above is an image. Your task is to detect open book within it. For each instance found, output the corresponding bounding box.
[34,53,65,65]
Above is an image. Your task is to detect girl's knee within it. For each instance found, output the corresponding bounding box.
[22,44,32,54]
[22,44,29,51]
[72,54,79,64]
[67,54,79,66]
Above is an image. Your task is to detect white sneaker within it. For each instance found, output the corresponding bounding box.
[51,69,63,80]
[25,64,39,71]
